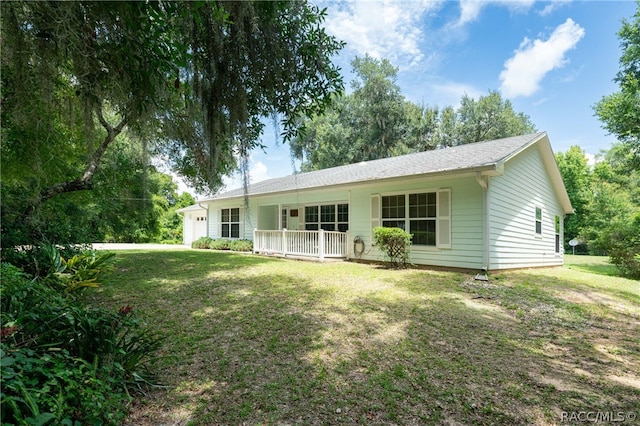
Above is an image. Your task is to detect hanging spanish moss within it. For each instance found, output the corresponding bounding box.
[1,0,343,246]
[158,0,344,193]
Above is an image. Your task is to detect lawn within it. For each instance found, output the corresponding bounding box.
[90,251,640,425]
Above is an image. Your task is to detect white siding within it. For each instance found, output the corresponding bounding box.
[183,213,193,245]
[488,144,564,269]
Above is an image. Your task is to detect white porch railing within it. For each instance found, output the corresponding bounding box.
[253,229,349,260]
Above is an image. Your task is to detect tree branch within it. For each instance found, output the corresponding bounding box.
[40,104,128,203]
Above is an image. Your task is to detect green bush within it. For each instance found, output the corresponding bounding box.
[1,346,128,425]
[192,237,214,249]
[1,262,163,425]
[42,243,116,293]
[0,242,92,278]
[210,239,231,250]
[192,238,253,252]
[373,226,412,268]
[602,213,640,279]
[229,239,253,252]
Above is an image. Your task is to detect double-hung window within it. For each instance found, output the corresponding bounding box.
[305,203,349,232]
[381,195,406,229]
[381,192,438,246]
[408,193,437,246]
[555,215,561,253]
[535,207,543,236]
[221,208,240,238]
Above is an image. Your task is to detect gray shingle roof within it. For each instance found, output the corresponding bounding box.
[202,132,548,201]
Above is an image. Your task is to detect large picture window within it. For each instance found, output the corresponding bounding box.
[305,203,348,232]
[382,192,437,246]
[221,208,240,238]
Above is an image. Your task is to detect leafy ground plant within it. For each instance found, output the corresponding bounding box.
[1,260,163,425]
[90,252,639,425]
[372,226,412,268]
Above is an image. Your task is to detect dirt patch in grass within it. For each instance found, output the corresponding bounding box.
[91,251,640,425]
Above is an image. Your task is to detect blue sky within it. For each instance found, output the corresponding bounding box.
[190,0,637,197]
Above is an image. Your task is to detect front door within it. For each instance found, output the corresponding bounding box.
[282,207,300,230]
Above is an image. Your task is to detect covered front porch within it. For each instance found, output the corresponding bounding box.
[253,202,350,261]
[253,229,349,260]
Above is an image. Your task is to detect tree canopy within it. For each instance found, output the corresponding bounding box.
[1,0,343,196]
[556,144,640,278]
[594,1,640,167]
[1,0,344,246]
[291,56,536,171]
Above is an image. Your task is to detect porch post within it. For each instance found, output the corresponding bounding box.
[282,228,287,257]
[319,229,325,261]
[253,228,257,254]
[345,231,350,260]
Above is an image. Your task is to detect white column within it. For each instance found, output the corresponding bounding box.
[253,228,257,254]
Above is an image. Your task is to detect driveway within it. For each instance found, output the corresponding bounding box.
[92,243,192,251]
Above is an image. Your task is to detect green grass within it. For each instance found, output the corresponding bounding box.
[89,251,640,425]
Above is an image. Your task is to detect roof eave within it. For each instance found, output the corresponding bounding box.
[515,132,574,215]
[199,165,500,203]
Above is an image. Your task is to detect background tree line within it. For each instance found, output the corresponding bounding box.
[291,55,536,171]
[556,3,639,278]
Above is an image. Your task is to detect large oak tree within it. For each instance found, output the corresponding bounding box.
[1,1,344,245]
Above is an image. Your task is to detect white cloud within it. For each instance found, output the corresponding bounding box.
[248,161,270,183]
[499,18,585,98]
[457,0,486,26]
[321,0,440,70]
[430,81,485,107]
[457,0,535,26]
[539,0,572,16]
[222,159,271,191]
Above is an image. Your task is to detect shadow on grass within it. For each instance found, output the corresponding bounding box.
[568,262,622,278]
[564,255,623,278]
[94,252,639,425]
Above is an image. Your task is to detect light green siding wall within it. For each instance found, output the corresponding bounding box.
[488,145,564,269]
[202,145,565,270]
[207,200,252,239]
[348,176,484,269]
[204,176,485,269]
[257,205,279,230]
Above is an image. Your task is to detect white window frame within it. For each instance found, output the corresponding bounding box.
[555,215,561,254]
[373,189,451,249]
[221,207,241,239]
[535,206,543,237]
[304,203,349,232]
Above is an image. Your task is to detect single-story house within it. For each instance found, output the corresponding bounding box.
[179,132,573,271]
